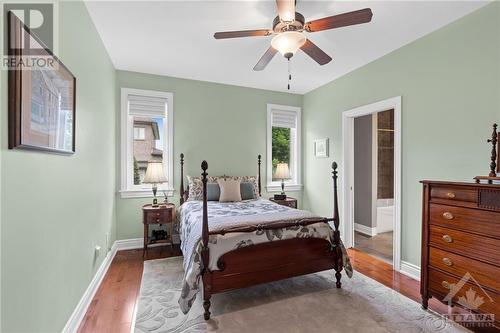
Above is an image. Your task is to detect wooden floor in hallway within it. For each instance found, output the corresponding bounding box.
[77,246,490,333]
[354,230,393,263]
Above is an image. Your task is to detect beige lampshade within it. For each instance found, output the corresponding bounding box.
[142,161,167,184]
[274,163,291,179]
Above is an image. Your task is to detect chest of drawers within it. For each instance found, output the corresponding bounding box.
[421,181,500,328]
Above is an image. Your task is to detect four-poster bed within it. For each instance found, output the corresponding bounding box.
[178,154,348,320]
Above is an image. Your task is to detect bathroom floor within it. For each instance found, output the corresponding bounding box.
[354,231,393,264]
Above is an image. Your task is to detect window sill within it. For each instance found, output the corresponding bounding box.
[265,184,303,192]
[119,188,175,199]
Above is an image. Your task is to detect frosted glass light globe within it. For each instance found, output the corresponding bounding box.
[271,31,306,59]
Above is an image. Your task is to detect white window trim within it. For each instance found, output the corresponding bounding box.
[266,104,303,192]
[120,88,174,199]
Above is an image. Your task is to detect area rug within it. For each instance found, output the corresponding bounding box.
[134,257,468,333]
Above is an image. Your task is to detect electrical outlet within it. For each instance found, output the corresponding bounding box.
[95,245,101,258]
[105,233,110,251]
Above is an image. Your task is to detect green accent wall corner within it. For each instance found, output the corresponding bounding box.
[302,2,500,267]
[115,70,303,240]
[1,2,117,331]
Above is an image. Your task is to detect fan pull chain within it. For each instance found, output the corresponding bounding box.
[287,58,291,90]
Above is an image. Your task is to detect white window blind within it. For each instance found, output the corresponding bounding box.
[271,110,297,128]
[128,94,167,117]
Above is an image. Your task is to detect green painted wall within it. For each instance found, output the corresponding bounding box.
[115,70,302,240]
[0,1,497,330]
[0,1,116,332]
[302,3,500,267]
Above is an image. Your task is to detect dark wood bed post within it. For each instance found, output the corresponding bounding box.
[488,123,498,176]
[332,162,343,288]
[180,153,185,205]
[258,154,262,196]
[200,160,212,320]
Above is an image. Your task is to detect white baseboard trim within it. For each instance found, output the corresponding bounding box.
[354,223,377,237]
[115,238,143,250]
[115,237,179,250]
[62,242,118,333]
[63,237,179,332]
[400,261,421,281]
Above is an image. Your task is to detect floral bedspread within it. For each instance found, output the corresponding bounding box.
[177,198,353,314]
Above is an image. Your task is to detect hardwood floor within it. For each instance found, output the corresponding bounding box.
[77,246,181,333]
[78,246,489,333]
[354,231,393,263]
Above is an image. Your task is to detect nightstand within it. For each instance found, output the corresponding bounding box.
[142,203,175,257]
[269,197,297,209]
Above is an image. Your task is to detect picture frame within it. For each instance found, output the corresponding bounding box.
[314,138,329,158]
[8,12,76,154]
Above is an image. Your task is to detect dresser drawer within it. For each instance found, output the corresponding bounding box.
[430,204,500,239]
[145,209,171,224]
[430,186,477,204]
[429,247,500,291]
[428,268,500,319]
[429,225,500,265]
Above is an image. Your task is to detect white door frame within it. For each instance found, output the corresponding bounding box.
[342,96,402,271]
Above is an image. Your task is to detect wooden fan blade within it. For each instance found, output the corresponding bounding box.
[214,29,272,39]
[300,39,332,65]
[276,0,296,22]
[253,47,278,71]
[305,8,373,32]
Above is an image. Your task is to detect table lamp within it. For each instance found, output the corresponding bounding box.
[274,163,290,200]
[143,161,168,207]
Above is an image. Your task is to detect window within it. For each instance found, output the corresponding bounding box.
[133,127,145,140]
[121,88,174,198]
[266,104,302,191]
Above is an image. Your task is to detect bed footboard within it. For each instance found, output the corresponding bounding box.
[211,238,338,293]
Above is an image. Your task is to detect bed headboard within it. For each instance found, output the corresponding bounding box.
[179,153,262,205]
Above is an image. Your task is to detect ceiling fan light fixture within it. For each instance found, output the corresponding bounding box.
[271,31,306,59]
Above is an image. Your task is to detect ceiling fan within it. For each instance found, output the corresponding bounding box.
[214,0,373,71]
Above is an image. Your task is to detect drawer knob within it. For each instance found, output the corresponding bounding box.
[442,235,453,243]
[156,218,160,222]
[446,192,456,199]
[442,212,454,220]
[442,281,452,290]
[442,257,453,266]
[156,213,160,216]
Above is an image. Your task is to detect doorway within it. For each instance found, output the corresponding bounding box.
[353,110,394,264]
[342,97,402,271]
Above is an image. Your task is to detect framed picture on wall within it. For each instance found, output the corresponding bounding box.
[7,12,76,154]
[314,138,329,158]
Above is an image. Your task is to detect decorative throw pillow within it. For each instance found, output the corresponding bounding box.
[240,182,255,200]
[239,176,260,198]
[187,175,204,201]
[218,178,242,202]
[207,183,220,201]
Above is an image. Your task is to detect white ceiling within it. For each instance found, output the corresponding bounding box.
[85,1,489,94]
